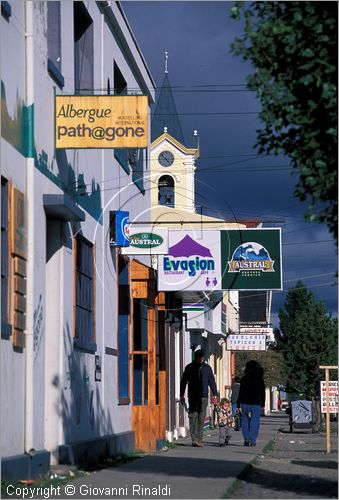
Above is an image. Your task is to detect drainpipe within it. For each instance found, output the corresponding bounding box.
[25,0,35,455]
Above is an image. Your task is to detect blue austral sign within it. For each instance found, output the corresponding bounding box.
[109,210,129,247]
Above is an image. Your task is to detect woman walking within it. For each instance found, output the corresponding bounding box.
[237,360,265,447]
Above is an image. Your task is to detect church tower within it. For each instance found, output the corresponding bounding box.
[150,54,199,214]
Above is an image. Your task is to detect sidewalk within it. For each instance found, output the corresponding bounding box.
[57,415,283,499]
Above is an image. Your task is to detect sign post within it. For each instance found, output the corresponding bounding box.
[319,365,338,454]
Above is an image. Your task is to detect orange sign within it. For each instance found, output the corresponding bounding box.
[55,95,148,149]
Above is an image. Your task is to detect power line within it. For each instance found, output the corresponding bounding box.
[197,166,291,173]
[277,281,337,293]
[283,239,334,246]
[153,111,259,116]
[283,272,337,283]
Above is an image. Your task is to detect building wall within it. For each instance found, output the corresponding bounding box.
[1,0,155,473]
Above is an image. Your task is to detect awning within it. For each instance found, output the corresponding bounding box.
[43,194,85,221]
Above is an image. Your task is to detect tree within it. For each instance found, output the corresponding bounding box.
[235,350,287,387]
[278,281,337,398]
[230,2,338,243]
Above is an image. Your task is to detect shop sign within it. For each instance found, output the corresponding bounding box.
[183,303,205,330]
[158,230,221,292]
[109,210,129,247]
[55,95,148,149]
[226,334,267,351]
[121,227,168,255]
[221,229,282,290]
[240,326,274,340]
[320,381,338,413]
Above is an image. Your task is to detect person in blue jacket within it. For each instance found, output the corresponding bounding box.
[237,360,266,447]
[180,349,218,447]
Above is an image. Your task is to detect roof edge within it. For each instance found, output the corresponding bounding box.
[151,132,199,157]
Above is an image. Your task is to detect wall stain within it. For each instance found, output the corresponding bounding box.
[1,80,102,222]
[33,294,44,363]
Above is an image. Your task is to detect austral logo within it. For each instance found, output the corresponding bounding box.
[228,242,274,273]
[130,232,163,249]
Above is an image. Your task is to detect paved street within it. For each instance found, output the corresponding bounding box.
[230,423,338,499]
[58,415,283,499]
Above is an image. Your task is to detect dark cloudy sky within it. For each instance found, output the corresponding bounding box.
[122,1,338,325]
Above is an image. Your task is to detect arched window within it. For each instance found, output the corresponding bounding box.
[158,175,174,207]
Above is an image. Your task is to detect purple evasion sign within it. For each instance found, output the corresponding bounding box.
[157,230,221,292]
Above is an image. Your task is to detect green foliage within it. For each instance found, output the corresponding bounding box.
[230,2,338,242]
[278,281,338,397]
[235,350,287,387]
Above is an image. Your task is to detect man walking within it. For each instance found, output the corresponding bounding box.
[180,350,218,447]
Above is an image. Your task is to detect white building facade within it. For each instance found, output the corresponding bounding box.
[1,0,155,479]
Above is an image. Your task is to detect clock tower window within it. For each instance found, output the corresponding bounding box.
[158,175,174,208]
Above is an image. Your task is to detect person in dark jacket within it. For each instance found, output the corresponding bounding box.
[237,360,265,447]
[180,350,218,447]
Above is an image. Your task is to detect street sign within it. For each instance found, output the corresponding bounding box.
[226,334,266,351]
[320,381,338,414]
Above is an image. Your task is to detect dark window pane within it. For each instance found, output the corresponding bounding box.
[114,61,127,95]
[47,1,61,71]
[133,354,148,405]
[133,298,148,351]
[75,235,94,344]
[118,256,129,399]
[158,175,174,207]
[74,2,93,94]
[118,314,129,399]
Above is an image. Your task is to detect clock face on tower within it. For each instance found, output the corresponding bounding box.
[158,150,174,167]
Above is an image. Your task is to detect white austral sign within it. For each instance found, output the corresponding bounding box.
[121,227,168,255]
[157,230,221,292]
[320,381,338,414]
[226,334,267,351]
[240,327,275,343]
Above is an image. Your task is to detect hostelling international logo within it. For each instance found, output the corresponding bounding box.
[228,242,274,273]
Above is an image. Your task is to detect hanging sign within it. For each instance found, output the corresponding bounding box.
[55,95,148,149]
[109,211,129,247]
[226,334,267,351]
[221,228,282,290]
[158,230,221,291]
[121,227,168,255]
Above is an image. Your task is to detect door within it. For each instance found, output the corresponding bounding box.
[44,220,63,463]
[131,260,166,451]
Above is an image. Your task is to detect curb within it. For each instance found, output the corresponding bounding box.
[221,438,275,499]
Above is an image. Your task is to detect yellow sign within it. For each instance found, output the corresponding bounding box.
[55,95,148,149]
